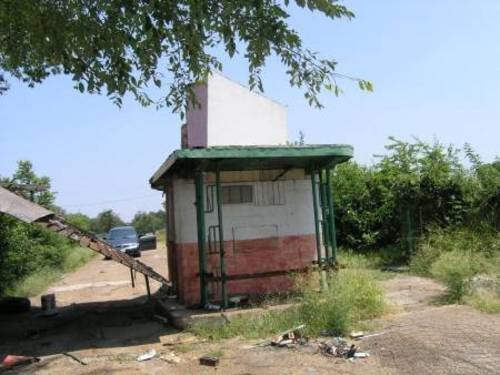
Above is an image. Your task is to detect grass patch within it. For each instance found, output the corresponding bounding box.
[465,289,500,314]
[6,246,95,297]
[191,269,386,340]
[339,251,396,281]
[410,227,500,310]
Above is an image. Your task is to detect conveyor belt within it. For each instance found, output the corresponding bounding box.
[0,186,171,287]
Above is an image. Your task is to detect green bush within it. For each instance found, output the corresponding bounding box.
[0,215,95,297]
[429,251,483,302]
[191,269,386,340]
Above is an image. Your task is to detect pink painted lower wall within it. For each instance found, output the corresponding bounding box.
[168,234,316,307]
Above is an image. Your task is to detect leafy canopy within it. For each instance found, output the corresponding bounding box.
[131,210,166,235]
[0,160,56,208]
[0,0,372,114]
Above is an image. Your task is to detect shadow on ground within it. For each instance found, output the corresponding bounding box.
[0,292,177,359]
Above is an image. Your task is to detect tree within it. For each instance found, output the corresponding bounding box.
[0,1,372,114]
[66,212,94,232]
[91,209,124,234]
[0,160,56,208]
[131,210,166,235]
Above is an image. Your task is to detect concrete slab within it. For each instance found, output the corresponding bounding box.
[154,297,294,330]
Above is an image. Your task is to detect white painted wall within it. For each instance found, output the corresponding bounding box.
[185,73,288,147]
[172,176,314,244]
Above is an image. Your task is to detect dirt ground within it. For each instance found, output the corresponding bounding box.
[1,248,499,375]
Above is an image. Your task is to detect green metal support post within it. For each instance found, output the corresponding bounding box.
[319,169,332,261]
[195,171,208,307]
[326,168,338,265]
[215,169,228,308]
[310,170,322,266]
[311,169,328,291]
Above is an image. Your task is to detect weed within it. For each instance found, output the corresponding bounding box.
[465,289,500,314]
[411,227,500,308]
[191,269,386,340]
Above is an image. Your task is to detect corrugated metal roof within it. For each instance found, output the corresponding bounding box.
[0,186,53,223]
[150,144,353,189]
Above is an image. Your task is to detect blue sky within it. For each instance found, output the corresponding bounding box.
[1,1,499,221]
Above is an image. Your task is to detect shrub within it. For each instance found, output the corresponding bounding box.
[0,215,95,297]
[429,250,482,302]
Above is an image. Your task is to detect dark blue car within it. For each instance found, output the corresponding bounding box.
[107,226,141,257]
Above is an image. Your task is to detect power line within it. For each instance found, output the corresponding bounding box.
[62,193,162,208]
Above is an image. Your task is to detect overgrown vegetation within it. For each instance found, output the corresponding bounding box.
[191,269,386,340]
[331,138,499,312]
[410,228,500,310]
[0,215,95,297]
[0,161,95,297]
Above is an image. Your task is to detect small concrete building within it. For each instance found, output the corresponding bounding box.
[150,74,353,308]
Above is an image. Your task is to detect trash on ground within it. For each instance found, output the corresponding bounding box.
[270,324,308,348]
[159,352,181,364]
[199,355,219,367]
[137,349,157,362]
[350,331,364,339]
[62,352,87,366]
[354,352,370,358]
[0,354,40,369]
[318,337,364,359]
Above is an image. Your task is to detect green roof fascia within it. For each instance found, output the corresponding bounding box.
[150,145,353,188]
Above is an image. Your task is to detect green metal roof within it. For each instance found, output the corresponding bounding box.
[150,145,353,189]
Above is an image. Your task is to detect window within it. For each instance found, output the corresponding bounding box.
[222,185,253,204]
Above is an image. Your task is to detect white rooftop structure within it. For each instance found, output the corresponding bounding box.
[183,73,288,148]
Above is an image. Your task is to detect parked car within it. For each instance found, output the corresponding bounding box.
[139,232,157,251]
[107,226,141,257]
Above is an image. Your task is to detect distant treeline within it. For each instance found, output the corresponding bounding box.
[66,209,165,236]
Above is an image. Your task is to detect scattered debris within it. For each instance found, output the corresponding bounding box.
[269,324,308,347]
[62,352,87,366]
[317,337,367,359]
[159,352,181,364]
[0,354,40,370]
[350,331,364,339]
[354,352,370,358]
[137,349,157,362]
[256,324,372,361]
[199,355,219,367]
